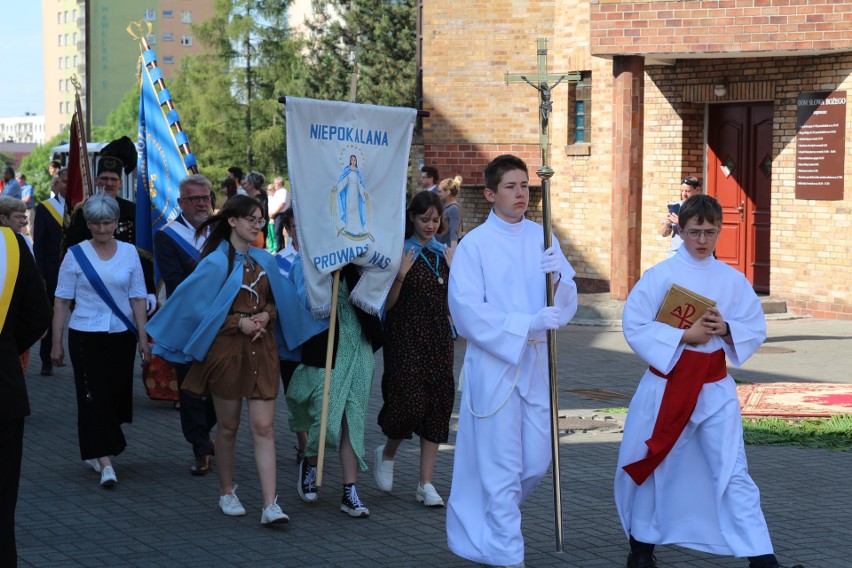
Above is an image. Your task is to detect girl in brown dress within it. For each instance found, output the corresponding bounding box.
[374,190,456,507]
[148,195,289,525]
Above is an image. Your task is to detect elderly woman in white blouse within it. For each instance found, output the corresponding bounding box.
[51,194,150,489]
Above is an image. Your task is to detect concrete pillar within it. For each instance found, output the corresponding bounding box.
[610,55,645,301]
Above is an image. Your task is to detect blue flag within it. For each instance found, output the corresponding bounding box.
[136,48,196,267]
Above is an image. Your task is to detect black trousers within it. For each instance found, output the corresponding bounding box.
[0,417,24,568]
[69,330,136,460]
[176,363,217,458]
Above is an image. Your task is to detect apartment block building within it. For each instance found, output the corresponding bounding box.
[42,0,214,138]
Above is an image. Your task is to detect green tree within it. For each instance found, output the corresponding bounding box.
[303,0,416,107]
[168,0,305,182]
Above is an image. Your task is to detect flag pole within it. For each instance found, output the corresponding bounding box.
[128,21,198,174]
[315,270,340,486]
[505,37,578,552]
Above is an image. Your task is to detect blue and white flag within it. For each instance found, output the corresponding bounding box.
[285,97,416,317]
[136,48,196,271]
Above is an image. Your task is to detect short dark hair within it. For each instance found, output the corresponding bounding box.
[405,189,445,239]
[678,194,722,229]
[282,206,295,230]
[484,154,528,190]
[228,166,244,181]
[681,176,701,189]
[421,165,438,183]
[50,160,61,169]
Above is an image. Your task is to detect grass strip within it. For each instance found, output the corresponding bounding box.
[594,409,852,452]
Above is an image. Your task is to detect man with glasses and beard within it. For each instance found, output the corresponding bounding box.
[152,174,218,476]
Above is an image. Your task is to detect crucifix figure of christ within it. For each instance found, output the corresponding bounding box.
[505,38,579,165]
[504,38,580,554]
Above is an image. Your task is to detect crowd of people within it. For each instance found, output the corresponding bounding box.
[0,152,803,568]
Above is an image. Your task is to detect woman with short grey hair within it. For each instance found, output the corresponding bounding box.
[51,193,150,489]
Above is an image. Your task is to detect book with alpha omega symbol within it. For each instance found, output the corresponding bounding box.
[655,284,717,329]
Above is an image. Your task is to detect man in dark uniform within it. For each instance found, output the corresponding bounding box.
[0,228,52,567]
[152,174,217,475]
[32,168,67,376]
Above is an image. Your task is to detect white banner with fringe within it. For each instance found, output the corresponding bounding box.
[285,97,416,316]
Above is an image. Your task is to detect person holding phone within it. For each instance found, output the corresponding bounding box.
[660,177,702,257]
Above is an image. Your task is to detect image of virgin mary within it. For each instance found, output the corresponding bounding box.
[332,154,373,241]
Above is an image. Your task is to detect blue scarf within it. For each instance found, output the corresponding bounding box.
[70,244,138,337]
[146,241,302,363]
[403,235,445,257]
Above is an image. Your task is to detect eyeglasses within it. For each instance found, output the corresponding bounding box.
[181,195,211,204]
[242,216,266,228]
[684,228,720,240]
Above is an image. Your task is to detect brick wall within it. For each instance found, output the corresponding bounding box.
[641,53,852,318]
[590,0,852,57]
[423,0,852,317]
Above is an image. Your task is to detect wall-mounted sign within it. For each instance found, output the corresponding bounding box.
[795,90,845,200]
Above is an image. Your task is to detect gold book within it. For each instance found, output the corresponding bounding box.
[655,283,716,329]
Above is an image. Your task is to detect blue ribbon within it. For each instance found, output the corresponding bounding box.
[161,225,202,263]
[70,245,138,337]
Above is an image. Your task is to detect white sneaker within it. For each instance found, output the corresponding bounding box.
[85,459,102,473]
[219,485,246,516]
[260,496,289,525]
[99,466,117,488]
[416,483,444,507]
[373,445,394,492]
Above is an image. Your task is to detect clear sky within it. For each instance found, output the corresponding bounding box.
[1,2,44,117]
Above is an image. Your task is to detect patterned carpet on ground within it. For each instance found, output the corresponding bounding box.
[737,382,852,417]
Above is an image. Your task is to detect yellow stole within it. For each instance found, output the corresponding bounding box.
[0,227,21,334]
[43,199,63,226]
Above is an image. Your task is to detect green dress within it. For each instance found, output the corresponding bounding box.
[285,280,375,471]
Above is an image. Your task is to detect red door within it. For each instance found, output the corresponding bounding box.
[707,103,772,293]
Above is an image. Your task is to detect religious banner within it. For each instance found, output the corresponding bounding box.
[285,97,417,316]
[136,46,196,268]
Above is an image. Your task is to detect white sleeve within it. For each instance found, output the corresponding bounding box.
[622,268,686,374]
[127,246,148,299]
[448,239,533,366]
[722,275,766,367]
[54,252,79,300]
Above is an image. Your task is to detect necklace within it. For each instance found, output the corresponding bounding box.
[418,250,444,284]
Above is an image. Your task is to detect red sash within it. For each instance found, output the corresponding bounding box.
[622,349,727,485]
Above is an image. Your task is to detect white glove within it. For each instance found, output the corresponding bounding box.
[530,306,561,331]
[541,245,561,275]
[146,294,157,315]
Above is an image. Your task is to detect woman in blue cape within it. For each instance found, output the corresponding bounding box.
[147,195,295,526]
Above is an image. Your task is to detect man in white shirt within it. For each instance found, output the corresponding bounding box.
[152,174,216,476]
[446,155,578,567]
[269,177,290,252]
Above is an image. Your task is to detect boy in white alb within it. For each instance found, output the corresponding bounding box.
[616,195,802,568]
[446,155,578,567]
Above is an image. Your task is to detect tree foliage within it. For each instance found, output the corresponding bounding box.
[303,0,416,107]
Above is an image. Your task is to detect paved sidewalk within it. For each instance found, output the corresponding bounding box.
[16,314,852,567]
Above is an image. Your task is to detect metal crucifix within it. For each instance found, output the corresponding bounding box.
[505,38,580,554]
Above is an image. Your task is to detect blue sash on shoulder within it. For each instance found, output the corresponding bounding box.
[162,224,202,263]
[70,244,138,337]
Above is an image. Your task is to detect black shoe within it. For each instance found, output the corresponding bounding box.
[40,364,53,376]
[340,483,369,518]
[297,458,317,503]
[626,552,658,568]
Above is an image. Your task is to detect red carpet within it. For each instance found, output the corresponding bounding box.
[737,382,852,418]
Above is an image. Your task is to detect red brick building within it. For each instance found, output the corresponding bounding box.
[419,0,852,318]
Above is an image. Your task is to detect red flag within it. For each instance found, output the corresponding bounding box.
[66,115,84,212]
